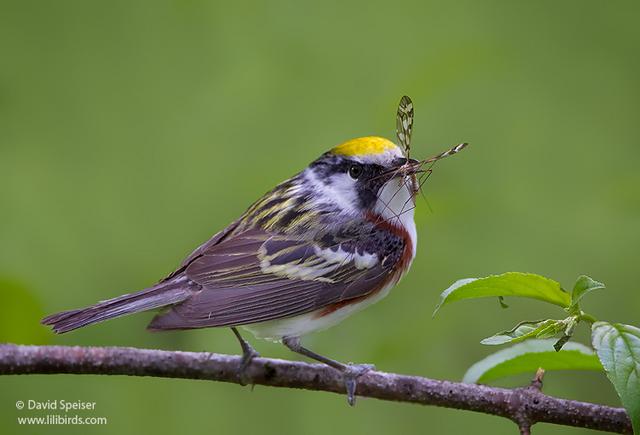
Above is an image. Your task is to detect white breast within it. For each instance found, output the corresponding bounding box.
[373,176,418,257]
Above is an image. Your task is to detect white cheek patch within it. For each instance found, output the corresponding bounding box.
[304,169,359,215]
[327,173,360,213]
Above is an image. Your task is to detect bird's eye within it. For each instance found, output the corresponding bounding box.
[348,164,362,180]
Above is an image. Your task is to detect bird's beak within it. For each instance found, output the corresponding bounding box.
[390,157,421,175]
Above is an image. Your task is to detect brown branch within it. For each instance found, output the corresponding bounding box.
[0,344,631,433]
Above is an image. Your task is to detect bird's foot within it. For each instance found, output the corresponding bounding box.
[237,344,260,386]
[342,363,375,406]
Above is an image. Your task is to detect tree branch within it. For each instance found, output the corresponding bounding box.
[0,344,631,433]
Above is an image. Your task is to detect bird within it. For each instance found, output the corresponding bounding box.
[42,96,467,405]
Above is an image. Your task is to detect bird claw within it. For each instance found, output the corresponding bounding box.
[237,346,260,386]
[343,363,375,406]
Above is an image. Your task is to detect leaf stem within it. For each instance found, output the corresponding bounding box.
[578,312,598,324]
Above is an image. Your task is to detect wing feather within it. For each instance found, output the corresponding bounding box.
[148,226,394,330]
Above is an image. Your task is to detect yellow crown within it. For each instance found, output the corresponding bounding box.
[331,136,399,157]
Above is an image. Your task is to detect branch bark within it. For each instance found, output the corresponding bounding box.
[0,344,631,433]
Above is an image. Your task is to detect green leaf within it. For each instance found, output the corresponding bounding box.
[463,339,602,384]
[481,319,563,345]
[592,322,640,433]
[434,272,571,316]
[570,275,605,309]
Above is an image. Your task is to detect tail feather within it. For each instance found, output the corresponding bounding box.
[41,280,192,334]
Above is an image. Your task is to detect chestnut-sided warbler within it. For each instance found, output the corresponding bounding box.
[42,96,467,405]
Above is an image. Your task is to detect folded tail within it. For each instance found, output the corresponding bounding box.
[41,278,193,334]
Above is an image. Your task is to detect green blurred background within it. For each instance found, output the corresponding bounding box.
[1,1,639,434]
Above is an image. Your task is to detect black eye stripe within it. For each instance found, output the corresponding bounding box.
[310,156,385,181]
[309,156,394,209]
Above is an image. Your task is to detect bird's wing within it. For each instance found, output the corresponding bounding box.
[148,226,399,329]
[396,95,414,158]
